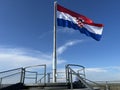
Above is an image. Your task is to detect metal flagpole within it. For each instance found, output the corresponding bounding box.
[53,1,57,83]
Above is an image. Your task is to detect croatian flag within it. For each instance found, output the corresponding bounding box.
[57,4,104,41]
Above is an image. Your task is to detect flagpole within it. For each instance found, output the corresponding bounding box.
[53,1,57,83]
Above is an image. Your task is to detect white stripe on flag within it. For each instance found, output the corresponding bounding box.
[84,24,103,35]
[57,11,77,24]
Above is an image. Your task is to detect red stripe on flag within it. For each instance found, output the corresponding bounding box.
[84,22,104,27]
[57,4,93,24]
[57,4,104,27]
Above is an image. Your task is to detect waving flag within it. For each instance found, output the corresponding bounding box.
[57,4,104,41]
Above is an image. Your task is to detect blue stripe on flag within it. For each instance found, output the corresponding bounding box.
[57,18,102,41]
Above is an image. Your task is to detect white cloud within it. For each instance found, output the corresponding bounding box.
[57,40,83,55]
[85,67,120,81]
[86,68,107,73]
[107,66,120,71]
[0,47,66,71]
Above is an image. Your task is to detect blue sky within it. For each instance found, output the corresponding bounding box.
[0,0,120,81]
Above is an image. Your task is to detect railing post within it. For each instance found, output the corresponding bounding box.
[47,73,51,83]
[23,68,26,84]
[70,70,73,89]
[0,78,2,88]
[66,64,72,84]
[44,65,46,83]
[35,72,38,83]
[20,68,25,84]
[20,68,23,83]
[65,65,69,83]
[106,81,109,90]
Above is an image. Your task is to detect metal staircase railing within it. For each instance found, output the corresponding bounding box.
[65,64,86,83]
[66,64,94,90]
[0,67,24,88]
[0,64,46,89]
[65,64,106,90]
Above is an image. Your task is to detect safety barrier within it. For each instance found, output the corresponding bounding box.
[0,68,23,88]
[1,64,115,90]
[0,64,46,88]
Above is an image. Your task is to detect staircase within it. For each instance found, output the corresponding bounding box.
[0,64,105,90]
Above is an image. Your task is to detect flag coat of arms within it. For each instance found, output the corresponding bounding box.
[57,4,104,41]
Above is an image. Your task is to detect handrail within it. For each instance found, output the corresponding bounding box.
[66,64,85,69]
[24,64,46,84]
[24,64,46,69]
[65,64,107,90]
[0,64,47,88]
[68,66,94,90]
[38,74,47,83]
[0,67,23,74]
[0,72,21,80]
[65,64,85,83]
[84,78,103,86]
[24,71,37,83]
[0,68,24,88]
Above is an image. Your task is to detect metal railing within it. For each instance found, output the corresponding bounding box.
[45,72,66,83]
[0,64,67,88]
[0,64,109,90]
[0,67,24,88]
[0,64,46,88]
[65,64,106,90]
[65,64,86,83]
[66,64,94,90]
[24,64,46,84]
